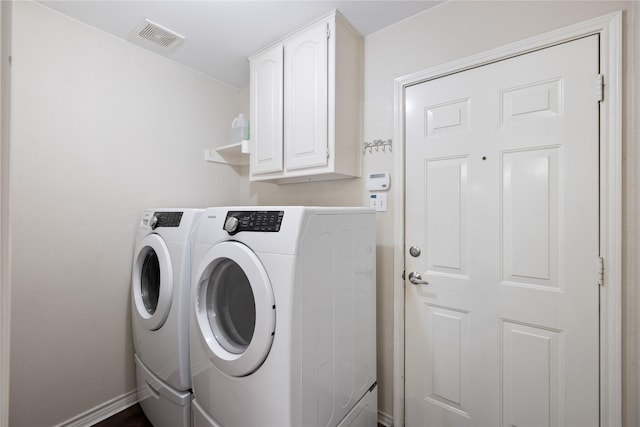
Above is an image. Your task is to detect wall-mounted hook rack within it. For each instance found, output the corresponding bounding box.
[363,139,392,155]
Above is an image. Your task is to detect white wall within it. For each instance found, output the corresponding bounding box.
[363,0,638,422]
[9,2,243,425]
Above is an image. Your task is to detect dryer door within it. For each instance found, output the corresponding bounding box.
[132,234,174,331]
[194,241,275,377]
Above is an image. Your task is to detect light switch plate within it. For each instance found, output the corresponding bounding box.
[370,193,388,212]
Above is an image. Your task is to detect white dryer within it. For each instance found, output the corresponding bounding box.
[131,208,204,427]
[190,206,378,427]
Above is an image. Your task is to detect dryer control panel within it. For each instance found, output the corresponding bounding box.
[224,210,284,235]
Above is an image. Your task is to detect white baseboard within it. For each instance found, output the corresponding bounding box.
[55,389,138,427]
[378,410,393,427]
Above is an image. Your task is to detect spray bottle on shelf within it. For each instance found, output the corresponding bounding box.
[230,114,249,145]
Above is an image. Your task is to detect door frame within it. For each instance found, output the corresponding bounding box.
[392,12,622,427]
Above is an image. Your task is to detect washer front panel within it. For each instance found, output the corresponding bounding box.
[205,258,256,354]
[194,241,275,377]
[133,234,174,331]
[140,249,161,314]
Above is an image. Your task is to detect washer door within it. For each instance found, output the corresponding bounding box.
[194,241,275,377]
[132,234,173,331]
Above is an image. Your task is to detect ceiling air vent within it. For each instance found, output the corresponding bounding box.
[132,19,185,50]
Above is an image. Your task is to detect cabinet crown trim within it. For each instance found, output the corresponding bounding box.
[248,9,357,60]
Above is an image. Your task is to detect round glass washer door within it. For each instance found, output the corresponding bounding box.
[194,241,275,377]
[132,234,173,331]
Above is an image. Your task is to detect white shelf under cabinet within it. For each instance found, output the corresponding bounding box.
[205,141,249,166]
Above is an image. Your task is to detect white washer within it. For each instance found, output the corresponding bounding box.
[190,206,378,427]
[131,208,204,427]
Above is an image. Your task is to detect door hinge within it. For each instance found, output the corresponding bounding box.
[326,148,330,157]
[326,22,331,39]
[597,256,604,286]
[596,74,604,103]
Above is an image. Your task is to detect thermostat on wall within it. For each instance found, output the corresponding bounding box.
[367,171,390,191]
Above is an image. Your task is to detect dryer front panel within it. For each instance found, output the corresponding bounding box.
[194,241,275,377]
[132,234,174,331]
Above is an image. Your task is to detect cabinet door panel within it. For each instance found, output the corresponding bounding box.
[284,22,329,171]
[250,45,283,175]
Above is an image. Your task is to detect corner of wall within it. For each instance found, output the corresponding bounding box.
[0,1,12,426]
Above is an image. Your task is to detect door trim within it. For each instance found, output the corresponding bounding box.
[392,12,622,427]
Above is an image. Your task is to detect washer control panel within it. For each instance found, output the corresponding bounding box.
[142,211,183,229]
[223,210,284,235]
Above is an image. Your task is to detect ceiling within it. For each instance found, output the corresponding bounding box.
[36,1,443,88]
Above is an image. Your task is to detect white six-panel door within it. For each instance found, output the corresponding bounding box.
[405,35,600,426]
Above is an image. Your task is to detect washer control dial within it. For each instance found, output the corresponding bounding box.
[224,216,240,233]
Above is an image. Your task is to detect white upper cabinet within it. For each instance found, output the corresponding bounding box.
[249,45,284,175]
[249,11,362,183]
[284,20,329,172]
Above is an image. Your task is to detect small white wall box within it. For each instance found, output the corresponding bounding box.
[367,172,390,191]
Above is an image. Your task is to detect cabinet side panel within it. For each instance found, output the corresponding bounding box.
[333,15,363,178]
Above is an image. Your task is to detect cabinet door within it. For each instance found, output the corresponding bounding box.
[284,21,329,171]
[250,45,283,175]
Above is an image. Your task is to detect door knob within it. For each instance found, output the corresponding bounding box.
[408,271,429,285]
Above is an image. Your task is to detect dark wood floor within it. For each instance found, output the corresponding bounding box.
[94,403,386,426]
[93,404,152,427]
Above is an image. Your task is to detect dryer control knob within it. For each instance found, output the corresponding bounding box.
[224,216,239,233]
